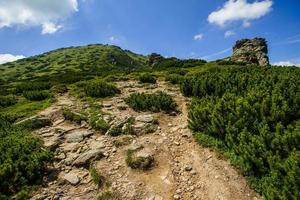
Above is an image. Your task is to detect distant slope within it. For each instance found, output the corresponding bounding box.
[0,44,147,82]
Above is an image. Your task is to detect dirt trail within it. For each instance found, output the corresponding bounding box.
[31,81,261,200]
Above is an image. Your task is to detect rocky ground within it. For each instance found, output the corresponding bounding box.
[30,80,262,200]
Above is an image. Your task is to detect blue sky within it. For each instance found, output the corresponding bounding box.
[0,0,299,66]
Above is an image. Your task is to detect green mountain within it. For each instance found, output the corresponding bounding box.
[0,44,147,83]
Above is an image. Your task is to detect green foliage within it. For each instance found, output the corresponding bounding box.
[165,74,184,85]
[0,98,54,123]
[18,117,52,130]
[97,191,116,200]
[108,127,123,137]
[150,55,206,69]
[139,73,157,84]
[84,80,120,98]
[51,84,68,94]
[88,114,110,132]
[63,108,87,124]
[185,66,300,199]
[123,121,135,135]
[0,95,17,108]
[0,44,147,82]
[125,91,177,112]
[113,136,133,147]
[89,164,105,187]
[23,90,51,101]
[0,117,53,198]
[16,82,52,93]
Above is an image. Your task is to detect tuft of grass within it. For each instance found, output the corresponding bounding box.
[88,113,110,133]
[63,108,87,124]
[97,191,117,200]
[113,136,133,147]
[107,127,123,137]
[89,164,105,187]
[125,149,154,170]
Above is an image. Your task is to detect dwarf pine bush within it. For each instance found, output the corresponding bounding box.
[183,66,300,199]
[84,80,120,98]
[125,91,177,112]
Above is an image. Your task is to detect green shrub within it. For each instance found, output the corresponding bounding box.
[185,66,300,199]
[125,91,177,112]
[51,84,68,94]
[97,191,116,200]
[0,117,53,198]
[84,80,120,98]
[18,117,52,130]
[89,114,110,132]
[122,118,135,135]
[108,127,123,137]
[16,82,52,93]
[113,136,133,147]
[165,74,184,85]
[63,109,87,124]
[23,90,51,101]
[0,95,17,108]
[139,73,157,84]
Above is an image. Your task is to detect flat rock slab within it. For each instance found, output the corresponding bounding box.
[63,173,80,185]
[44,136,61,151]
[89,140,106,150]
[65,129,93,143]
[136,115,154,123]
[73,149,103,166]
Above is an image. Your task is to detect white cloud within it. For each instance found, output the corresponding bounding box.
[224,30,235,38]
[0,0,78,34]
[42,22,63,34]
[272,61,300,67]
[0,54,25,64]
[194,34,204,41]
[208,0,273,27]
[109,36,116,41]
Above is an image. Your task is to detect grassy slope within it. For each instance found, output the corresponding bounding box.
[0,44,147,82]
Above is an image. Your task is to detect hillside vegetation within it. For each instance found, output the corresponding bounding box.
[0,44,147,83]
[182,66,300,199]
[0,44,299,200]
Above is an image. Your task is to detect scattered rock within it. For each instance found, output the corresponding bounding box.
[185,165,193,172]
[44,136,61,151]
[73,149,103,166]
[63,173,80,185]
[89,140,106,150]
[64,129,93,143]
[65,132,84,143]
[136,114,154,123]
[103,103,112,107]
[126,148,155,170]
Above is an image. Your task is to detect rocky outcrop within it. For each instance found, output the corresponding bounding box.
[230,38,269,66]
